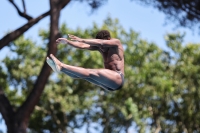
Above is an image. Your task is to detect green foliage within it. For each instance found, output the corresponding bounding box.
[2,36,45,108]
[1,16,200,133]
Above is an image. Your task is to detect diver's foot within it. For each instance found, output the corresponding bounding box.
[46,57,60,72]
[49,54,62,72]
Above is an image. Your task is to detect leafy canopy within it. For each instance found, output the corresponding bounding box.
[1,16,200,133]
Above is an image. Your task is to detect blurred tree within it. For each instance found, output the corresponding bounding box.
[33,18,200,133]
[2,16,200,133]
[1,1,200,132]
[134,0,200,32]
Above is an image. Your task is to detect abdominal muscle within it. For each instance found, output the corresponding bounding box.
[104,60,123,71]
[98,46,124,73]
[102,52,124,72]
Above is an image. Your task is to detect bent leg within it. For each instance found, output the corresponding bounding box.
[84,78,115,91]
[48,58,112,89]
[46,57,80,79]
[61,69,80,79]
[49,54,123,90]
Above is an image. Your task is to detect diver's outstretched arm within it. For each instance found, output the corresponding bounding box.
[56,38,98,50]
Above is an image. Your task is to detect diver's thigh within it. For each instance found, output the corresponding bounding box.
[88,69,122,89]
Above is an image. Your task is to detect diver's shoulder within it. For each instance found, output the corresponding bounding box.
[111,38,121,44]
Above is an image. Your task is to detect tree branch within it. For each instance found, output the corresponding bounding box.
[0,87,14,127]
[22,0,26,14]
[8,0,32,20]
[0,10,50,50]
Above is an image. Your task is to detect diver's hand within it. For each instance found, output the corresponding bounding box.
[56,38,68,44]
[68,34,83,42]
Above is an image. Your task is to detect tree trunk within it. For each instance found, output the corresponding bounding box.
[7,120,27,133]
[0,0,70,132]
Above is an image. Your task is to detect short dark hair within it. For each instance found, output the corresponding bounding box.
[96,30,111,40]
